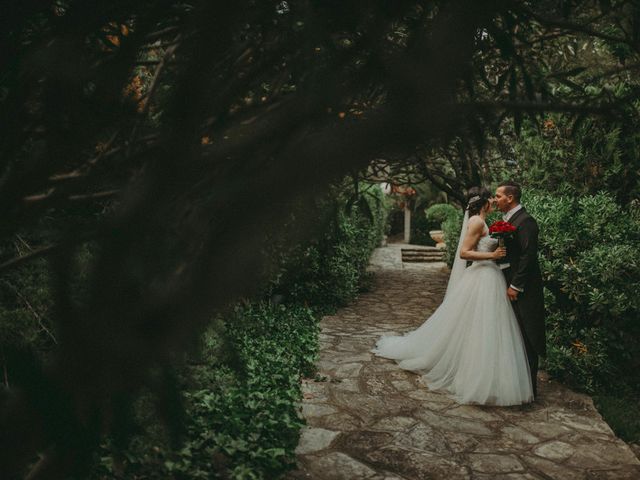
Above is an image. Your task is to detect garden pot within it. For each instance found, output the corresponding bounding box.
[429,230,446,249]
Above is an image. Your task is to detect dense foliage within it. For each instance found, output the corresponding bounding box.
[409,212,438,247]
[91,182,387,479]
[3,1,640,476]
[0,256,54,357]
[525,191,640,392]
[407,184,444,246]
[513,114,640,442]
[95,304,317,480]
[515,115,640,205]
[426,203,463,266]
[268,184,388,312]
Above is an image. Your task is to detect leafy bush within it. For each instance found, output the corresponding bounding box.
[426,203,463,267]
[94,180,389,478]
[525,190,640,400]
[512,113,640,441]
[270,183,387,312]
[409,210,437,246]
[425,203,458,225]
[593,394,640,443]
[95,303,318,479]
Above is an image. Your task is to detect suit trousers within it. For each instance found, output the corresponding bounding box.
[513,300,539,397]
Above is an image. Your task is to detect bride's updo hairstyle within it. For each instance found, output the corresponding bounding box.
[466,187,492,216]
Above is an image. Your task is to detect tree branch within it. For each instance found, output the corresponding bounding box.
[467,100,616,115]
[0,233,97,273]
[522,8,636,48]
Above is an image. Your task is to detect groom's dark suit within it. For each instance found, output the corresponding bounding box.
[502,207,546,396]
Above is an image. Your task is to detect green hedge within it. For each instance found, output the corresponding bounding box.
[524,189,640,441]
[524,190,640,391]
[512,113,640,441]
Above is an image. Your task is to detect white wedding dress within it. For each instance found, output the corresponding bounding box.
[371,214,533,406]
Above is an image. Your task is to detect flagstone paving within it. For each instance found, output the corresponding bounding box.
[286,244,640,480]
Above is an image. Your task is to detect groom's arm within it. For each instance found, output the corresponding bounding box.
[511,217,539,292]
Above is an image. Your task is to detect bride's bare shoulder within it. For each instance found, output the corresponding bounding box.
[468,215,484,226]
[466,215,485,232]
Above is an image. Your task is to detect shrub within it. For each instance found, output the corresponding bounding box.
[425,203,458,225]
[409,209,437,246]
[408,184,449,246]
[426,203,463,267]
[524,190,640,397]
[192,303,319,479]
[513,114,640,441]
[593,394,640,443]
[95,303,318,479]
[94,179,389,478]
[270,183,387,312]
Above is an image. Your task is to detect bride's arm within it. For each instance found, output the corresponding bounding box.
[459,217,506,261]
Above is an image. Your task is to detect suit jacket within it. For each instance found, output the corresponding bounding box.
[502,207,546,356]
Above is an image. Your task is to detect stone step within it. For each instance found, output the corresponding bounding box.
[402,255,444,260]
[401,250,444,256]
[401,247,442,252]
[401,248,445,263]
[402,257,444,263]
[401,251,444,256]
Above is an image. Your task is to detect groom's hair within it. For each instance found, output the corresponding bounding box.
[498,181,521,202]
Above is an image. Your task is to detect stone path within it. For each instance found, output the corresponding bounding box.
[287,244,640,480]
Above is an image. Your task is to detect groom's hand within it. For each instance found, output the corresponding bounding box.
[507,287,519,301]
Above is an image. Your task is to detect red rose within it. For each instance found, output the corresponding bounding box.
[489,220,516,235]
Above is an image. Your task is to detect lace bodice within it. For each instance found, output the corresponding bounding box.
[476,225,498,252]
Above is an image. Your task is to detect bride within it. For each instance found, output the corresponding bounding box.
[371,187,533,406]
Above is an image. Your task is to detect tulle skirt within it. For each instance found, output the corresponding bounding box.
[371,260,533,406]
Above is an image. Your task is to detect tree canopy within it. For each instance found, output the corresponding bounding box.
[1,1,640,477]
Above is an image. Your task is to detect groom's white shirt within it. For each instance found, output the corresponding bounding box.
[502,204,523,292]
[503,204,523,222]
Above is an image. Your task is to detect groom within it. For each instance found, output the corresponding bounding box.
[495,181,546,398]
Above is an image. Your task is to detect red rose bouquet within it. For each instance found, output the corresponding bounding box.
[489,220,517,246]
[489,220,517,265]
